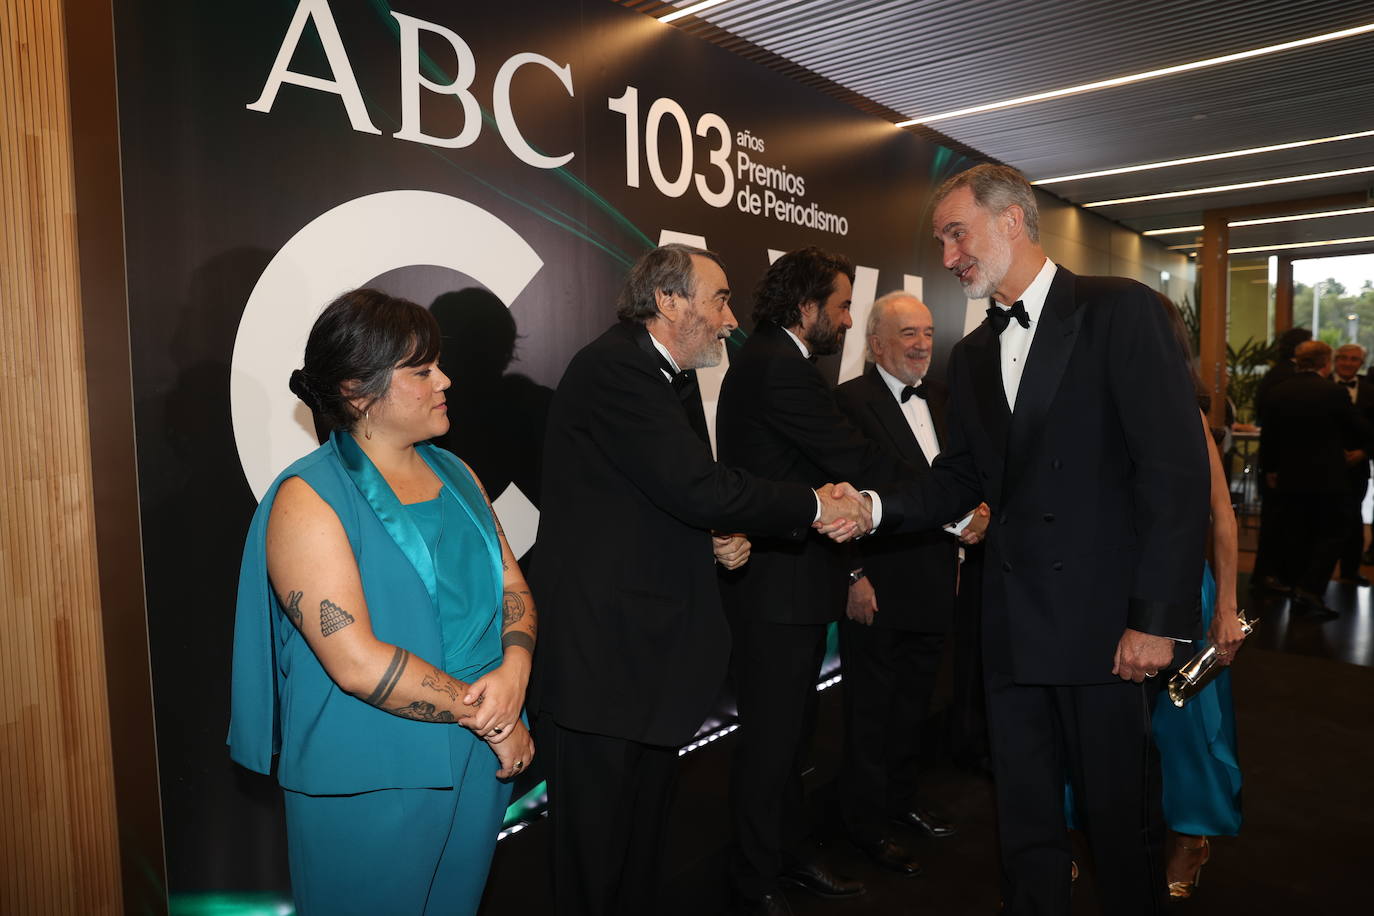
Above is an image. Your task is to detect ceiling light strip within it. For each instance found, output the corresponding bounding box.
[1229,235,1374,254]
[1083,166,1374,208]
[895,21,1374,126]
[1143,205,1374,237]
[660,0,734,24]
[1165,235,1374,254]
[1033,129,1374,185]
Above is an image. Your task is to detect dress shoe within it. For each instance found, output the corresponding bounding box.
[780,860,865,898]
[1252,575,1293,595]
[851,834,922,877]
[891,807,958,838]
[736,891,793,916]
[1291,589,1338,618]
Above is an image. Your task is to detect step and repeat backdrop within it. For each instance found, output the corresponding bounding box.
[114,0,976,896]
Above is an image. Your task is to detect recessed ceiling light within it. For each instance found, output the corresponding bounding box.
[896,21,1374,126]
[1144,206,1374,236]
[1034,130,1374,185]
[660,0,732,23]
[1083,166,1374,207]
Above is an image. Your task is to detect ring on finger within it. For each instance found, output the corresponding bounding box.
[491,725,504,735]
[513,760,524,770]
[1145,671,1157,678]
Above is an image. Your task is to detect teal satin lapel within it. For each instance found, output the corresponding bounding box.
[333,431,439,608]
[417,442,502,590]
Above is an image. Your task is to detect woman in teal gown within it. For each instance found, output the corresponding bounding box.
[1153,401,1247,897]
[1065,309,1248,899]
[229,289,538,915]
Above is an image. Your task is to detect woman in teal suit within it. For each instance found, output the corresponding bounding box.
[229,289,537,915]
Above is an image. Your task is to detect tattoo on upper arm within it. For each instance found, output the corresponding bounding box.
[284,590,304,629]
[388,701,456,723]
[363,646,408,707]
[421,668,460,702]
[319,598,356,637]
[502,631,535,655]
[502,591,530,629]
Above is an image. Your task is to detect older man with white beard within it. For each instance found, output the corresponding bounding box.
[833,292,987,877]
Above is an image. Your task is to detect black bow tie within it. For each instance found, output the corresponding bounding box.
[901,384,927,403]
[1339,378,1358,388]
[987,300,1030,334]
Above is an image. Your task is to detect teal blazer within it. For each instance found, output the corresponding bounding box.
[228,432,502,794]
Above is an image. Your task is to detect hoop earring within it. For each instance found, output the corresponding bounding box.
[364,409,372,440]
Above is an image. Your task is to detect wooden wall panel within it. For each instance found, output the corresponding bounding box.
[1,0,124,912]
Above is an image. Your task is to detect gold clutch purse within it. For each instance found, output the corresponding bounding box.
[1166,610,1255,708]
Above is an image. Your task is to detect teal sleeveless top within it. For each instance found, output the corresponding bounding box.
[404,496,501,680]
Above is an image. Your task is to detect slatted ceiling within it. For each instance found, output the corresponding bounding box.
[634,0,1374,253]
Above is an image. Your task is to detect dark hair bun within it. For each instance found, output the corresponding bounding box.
[289,368,321,412]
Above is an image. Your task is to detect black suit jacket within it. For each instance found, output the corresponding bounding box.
[716,322,911,625]
[1337,376,1374,489]
[879,266,1210,684]
[1260,371,1374,496]
[834,367,959,632]
[531,321,816,747]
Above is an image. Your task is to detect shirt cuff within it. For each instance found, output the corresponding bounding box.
[812,491,822,524]
[862,490,882,530]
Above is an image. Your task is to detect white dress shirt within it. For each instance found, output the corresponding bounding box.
[996,257,1057,410]
[875,364,940,465]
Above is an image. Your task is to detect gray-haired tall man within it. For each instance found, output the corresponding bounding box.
[532,243,871,916]
[823,165,1210,914]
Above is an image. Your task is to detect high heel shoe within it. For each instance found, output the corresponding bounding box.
[1167,836,1210,899]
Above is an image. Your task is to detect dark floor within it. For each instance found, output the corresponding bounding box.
[481,567,1374,914]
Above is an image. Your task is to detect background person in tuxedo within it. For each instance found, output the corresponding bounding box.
[530,244,871,916]
[716,247,909,914]
[833,291,988,875]
[1252,326,1312,591]
[831,165,1210,915]
[1331,343,1374,584]
[1259,341,1374,615]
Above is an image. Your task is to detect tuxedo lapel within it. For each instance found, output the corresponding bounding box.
[861,366,927,468]
[1003,267,1084,500]
[965,322,1011,457]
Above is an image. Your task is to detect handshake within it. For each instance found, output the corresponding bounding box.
[813,482,873,543]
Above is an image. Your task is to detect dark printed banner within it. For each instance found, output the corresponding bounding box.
[113,0,974,897]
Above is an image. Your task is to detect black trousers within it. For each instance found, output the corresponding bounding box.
[985,670,1168,916]
[1339,472,1368,578]
[727,615,829,898]
[838,620,944,839]
[539,717,680,916]
[1273,490,1345,596]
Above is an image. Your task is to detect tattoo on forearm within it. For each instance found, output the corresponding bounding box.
[421,668,460,701]
[319,598,356,636]
[502,631,535,655]
[363,646,408,707]
[502,591,528,628]
[284,590,304,629]
[388,700,455,723]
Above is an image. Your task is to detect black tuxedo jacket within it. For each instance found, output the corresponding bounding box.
[716,322,910,625]
[834,367,959,632]
[1338,375,1374,489]
[879,267,1210,684]
[1260,371,1374,497]
[530,321,816,747]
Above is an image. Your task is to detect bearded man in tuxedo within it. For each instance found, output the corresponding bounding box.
[823,165,1210,915]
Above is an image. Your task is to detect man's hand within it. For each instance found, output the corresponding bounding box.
[488,720,534,779]
[1345,449,1367,467]
[712,533,751,570]
[462,658,529,743]
[1112,628,1176,682]
[814,483,872,543]
[846,576,878,625]
[960,502,991,545]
